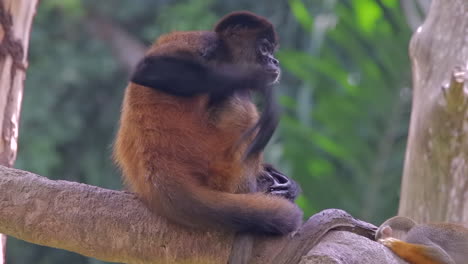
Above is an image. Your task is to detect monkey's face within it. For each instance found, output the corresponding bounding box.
[218,31,280,86]
[213,11,281,86]
[256,37,280,84]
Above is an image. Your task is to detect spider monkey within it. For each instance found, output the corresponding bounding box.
[113,11,302,236]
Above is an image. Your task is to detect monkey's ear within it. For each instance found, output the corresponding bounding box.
[214,11,277,43]
[381,226,393,238]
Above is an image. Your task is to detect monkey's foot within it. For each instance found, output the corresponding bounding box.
[262,164,300,201]
[378,237,400,247]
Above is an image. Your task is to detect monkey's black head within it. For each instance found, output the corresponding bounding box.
[214,11,278,44]
[214,11,280,85]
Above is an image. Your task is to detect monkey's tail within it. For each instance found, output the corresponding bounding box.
[145,179,302,235]
[241,84,280,160]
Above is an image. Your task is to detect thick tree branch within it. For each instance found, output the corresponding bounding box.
[0,165,406,264]
[0,165,234,264]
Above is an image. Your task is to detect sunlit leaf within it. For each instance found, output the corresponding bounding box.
[289,0,314,31]
[354,0,382,33]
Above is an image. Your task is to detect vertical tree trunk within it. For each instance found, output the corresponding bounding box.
[399,0,468,223]
[0,1,39,263]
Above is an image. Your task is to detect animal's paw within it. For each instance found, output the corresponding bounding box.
[378,237,400,247]
[261,164,301,201]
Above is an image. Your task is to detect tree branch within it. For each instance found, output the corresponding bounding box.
[0,165,234,264]
[0,165,407,264]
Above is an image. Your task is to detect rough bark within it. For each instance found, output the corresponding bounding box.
[0,165,407,264]
[0,0,38,263]
[399,0,468,222]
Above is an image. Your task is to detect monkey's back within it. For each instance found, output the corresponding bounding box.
[114,83,261,201]
[412,223,468,264]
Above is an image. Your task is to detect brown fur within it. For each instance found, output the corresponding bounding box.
[383,240,443,264]
[377,216,468,264]
[113,12,302,235]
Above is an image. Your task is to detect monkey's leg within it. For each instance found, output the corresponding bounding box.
[229,165,301,264]
[379,238,455,264]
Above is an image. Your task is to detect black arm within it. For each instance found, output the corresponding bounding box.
[131,55,257,99]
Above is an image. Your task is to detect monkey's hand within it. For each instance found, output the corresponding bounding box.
[256,164,301,202]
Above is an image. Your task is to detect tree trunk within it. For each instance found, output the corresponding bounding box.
[399,0,468,222]
[0,0,38,263]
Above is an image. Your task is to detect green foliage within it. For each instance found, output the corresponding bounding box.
[289,0,314,31]
[354,0,382,34]
[41,0,85,17]
[269,0,411,221]
[143,0,217,40]
[9,0,412,263]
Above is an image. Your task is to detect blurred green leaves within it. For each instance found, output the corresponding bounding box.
[289,0,313,31]
[41,0,85,17]
[354,0,382,34]
[382,0,398,7]
[143,0,217,40]
[278,50,359,93]
[272,0,411,223]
